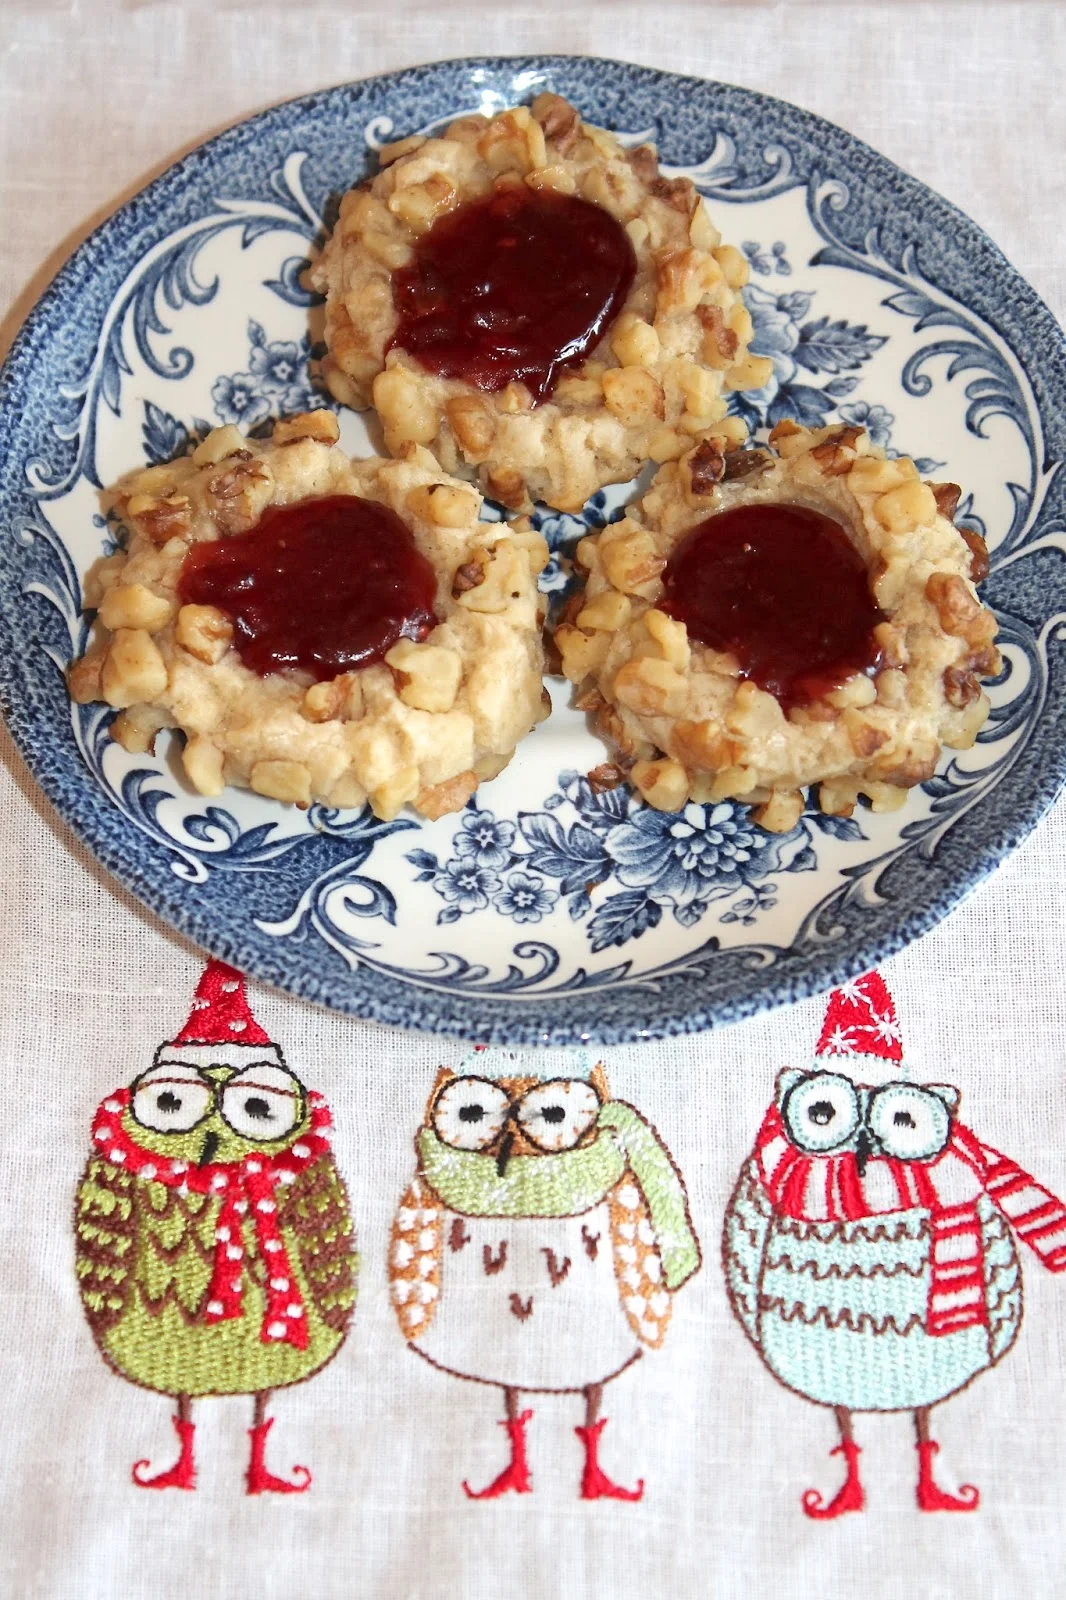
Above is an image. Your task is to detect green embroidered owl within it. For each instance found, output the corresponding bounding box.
[74,961,356,1493]
[390,1048,701,1500]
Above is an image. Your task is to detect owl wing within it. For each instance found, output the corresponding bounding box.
[608,1170,674,1349]
[74,1155,138,1339]
[279,1153,357,1334]
[980,1202,1024,1362]
[388,1174,443,1341]
[722,1155,774,1349]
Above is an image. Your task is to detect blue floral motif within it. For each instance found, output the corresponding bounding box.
[725,277,943,470]
[742,239,791,277]
[454,810,517,869]
[407,774,855,949]
[141,402,212,466]
[432,856,502,919]
[211,321,322,429]
[141,322,330,469]
[211,372,273,428]
[730,282,886,435]
[495,871,559,924]
[836,399,895,451]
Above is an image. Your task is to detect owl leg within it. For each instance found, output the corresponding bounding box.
[245,1391,312,1495]
[914,1407,979,1511]
[575,1384,644,1501]
[462,1387,533,1499]
[131,1395,196,1490]
[802,1406,864,1519]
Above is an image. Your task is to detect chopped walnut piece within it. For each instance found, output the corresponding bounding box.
[484,467,529,510]
[586,762,626,793]
[809,425,865,476]
[445,395,495,459]
[943,665,982,708]
[625,144,659,184]
[684,438,726,496]
[574,685,607,714]
[531,92,582,153]
[959,525,991,584]
[452,557,487,597]
[722,447,772,482]
[650,175,697,215]
[696,304,739,368]
[925,571,983,637]
[593,699,651,764]
[928,481,962,522]
[670,719,737,772]
[125,494,192,546]
[67,653,104,705]
[545,591,587,676]
[417,770,480,820]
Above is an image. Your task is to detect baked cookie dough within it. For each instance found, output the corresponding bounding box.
[554,420,999,830]
[68,413,550,820]
[311,93,769,513]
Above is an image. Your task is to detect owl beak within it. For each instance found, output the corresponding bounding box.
[198,1128,221,1167]
[855,1126,875,1177]
[495,1130,515,1177]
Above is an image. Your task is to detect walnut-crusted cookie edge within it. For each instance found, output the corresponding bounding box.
[68,413,551,821]
[311,92,770,514]
[555,420,999,831]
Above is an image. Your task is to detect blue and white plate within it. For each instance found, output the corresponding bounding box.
[1,57,1064,1044]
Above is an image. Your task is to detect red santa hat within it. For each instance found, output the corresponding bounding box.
[153,959,283,1071]
[812,970,905,1083]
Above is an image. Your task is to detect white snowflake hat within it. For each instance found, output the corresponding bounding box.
[812,971,907,1083]
[454,1045,598,1083]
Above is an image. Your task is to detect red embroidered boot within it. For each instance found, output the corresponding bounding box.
[463,1409,534,1499]
[246,1417,312,1494]
[576,1418,644,1501]
[916,1440,979,1512]
[132,1415,196,1490]
[802,1440,865,1519]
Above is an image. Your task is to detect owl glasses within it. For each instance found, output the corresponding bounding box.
[431,1075,603,1161]
[782,1072,955,1165]
[130,1060,305,1142]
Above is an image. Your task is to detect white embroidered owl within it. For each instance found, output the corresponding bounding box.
[388,1049,700,1500]
[723,972,1066,1517]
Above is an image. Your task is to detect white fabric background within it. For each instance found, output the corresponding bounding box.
[1,3,1065,1596]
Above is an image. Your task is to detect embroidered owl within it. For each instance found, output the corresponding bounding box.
[389,1050,700,1500]
[74,960,357,1494]
[723,972,1066,1517]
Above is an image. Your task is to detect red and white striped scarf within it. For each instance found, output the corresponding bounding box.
[91,1088,333,1350]
[755,1106,1066,1336]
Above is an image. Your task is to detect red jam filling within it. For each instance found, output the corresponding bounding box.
[389,185,637,403]
[660,503,885,710]
[178,495,438,681]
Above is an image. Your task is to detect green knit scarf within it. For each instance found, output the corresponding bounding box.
[418,1099,700,1291]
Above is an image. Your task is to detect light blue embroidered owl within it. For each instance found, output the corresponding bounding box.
[722,973,1066,1517]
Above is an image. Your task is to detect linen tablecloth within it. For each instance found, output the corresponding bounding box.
[2,3,1065,1596]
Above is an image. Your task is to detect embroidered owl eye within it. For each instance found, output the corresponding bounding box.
[782,1072,861,1154]
[867,1083,951,1162]
[131,1064,212,1133]
[516,1080,601,1152]
[432,1077,510,1150]
[220,1064,303,1140]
